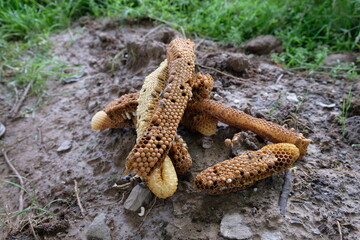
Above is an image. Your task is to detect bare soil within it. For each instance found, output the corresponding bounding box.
[0,18,359,240]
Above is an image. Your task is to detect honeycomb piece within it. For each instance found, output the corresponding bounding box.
[188,99,311,156]
[195,143,300,195]
[182,72,218,136]
[126,38,195,178]
[91,110,134,130]
[104,92,139,123]
[147,156,178,199]
[168,134,192,175]
[133,59,179,198]
[136,60,169,140]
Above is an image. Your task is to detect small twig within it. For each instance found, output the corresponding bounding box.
[88,192,125,209]
[2,150,25,225]
[13,87,19,108]
[37,127,42,146]
[276,74,284,83]
[337,221,343,240]
[194,39,205,51]
[74,180,85,216]
[10,79,34,118]
[196,63,249,81]
[28,216,40,240]
[36,127,49,156]
[137,197,157,231]
[278,169,293,216]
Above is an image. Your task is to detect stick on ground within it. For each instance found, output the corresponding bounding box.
[278,169,293,215]
[2,150,25,225]
[74,180,85,216]
[337,221,343,240]
[28,216,40,240]
[10,79,34,119]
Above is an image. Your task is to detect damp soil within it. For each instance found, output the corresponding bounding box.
[0,18,359,240]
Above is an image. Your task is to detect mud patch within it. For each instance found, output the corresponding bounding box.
[0,18,359,240]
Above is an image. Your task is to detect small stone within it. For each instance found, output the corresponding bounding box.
[201,136,213,149]
[261,231,283,240]
[0,122,5,138]
[220,212,253,240]
[86,213,112,240]
[57,140,73,152]
[124,184,152,212]
[87,101,98,112]
[286,93,299,103]
[311,228,321,235]
[213,93,223,101]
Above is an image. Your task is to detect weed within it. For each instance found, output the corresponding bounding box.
[269,93,283,117]
[295,90,308,113]
[0,179,69,230]
[338,87,353,136]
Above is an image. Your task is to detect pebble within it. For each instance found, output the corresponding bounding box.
[261,231,283,240]
[86,213,112,240]
[201,136,213,149]
[87,101,98,112]
[124,184,152,212]
[57,140,73,152]
[220,212,253,240]
[286,93,299,103]
[0,122,5,138]
[213,93,223,101]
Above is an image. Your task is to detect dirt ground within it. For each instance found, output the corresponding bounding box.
[0,18,359,240]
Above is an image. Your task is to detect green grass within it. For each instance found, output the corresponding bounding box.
[0,0,359,100]
[0,179,69,229]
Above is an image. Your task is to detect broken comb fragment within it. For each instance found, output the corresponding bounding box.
[195,143,300,195]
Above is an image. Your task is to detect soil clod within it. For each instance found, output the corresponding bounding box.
[240,35,283,55]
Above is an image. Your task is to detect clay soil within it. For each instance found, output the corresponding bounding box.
[0,18,359,240]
